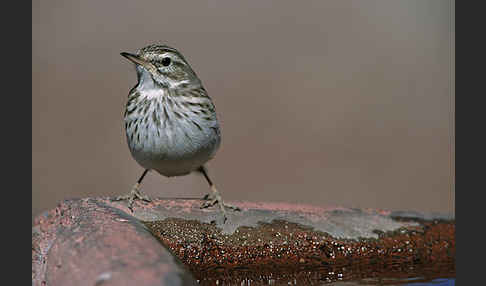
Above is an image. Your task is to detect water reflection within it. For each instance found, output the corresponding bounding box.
[405,278,454,286]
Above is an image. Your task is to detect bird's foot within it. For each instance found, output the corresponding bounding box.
[201,186,240,223]
[112,183,152,212]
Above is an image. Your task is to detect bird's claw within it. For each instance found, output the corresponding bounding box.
[201,189,240,224]
[112,184,152,212]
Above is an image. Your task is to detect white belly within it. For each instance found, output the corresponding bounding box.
[125,92,221,177]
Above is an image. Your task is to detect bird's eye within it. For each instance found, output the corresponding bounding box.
[161,57,171,66]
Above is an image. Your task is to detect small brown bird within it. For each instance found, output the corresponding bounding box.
[114,44,239,222]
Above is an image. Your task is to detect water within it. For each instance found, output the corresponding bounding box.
[405,278,454,286]
[194,264,455,285]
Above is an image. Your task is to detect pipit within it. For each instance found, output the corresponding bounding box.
[114,44,239,222]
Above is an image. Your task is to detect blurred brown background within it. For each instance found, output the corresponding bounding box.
[32,0,454,220]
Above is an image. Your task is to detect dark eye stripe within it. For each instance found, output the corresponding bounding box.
[157,57,186,69]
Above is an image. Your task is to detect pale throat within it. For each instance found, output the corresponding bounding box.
[134,67,164,98]
[136,65,192,95]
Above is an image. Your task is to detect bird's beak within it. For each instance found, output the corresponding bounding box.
[120,52,154,71]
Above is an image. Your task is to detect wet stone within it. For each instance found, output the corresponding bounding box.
[142,217,455,285]
[33,198,455,285]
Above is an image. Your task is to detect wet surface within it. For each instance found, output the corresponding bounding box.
[143,217,455,285]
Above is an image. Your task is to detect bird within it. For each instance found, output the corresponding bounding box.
[114,44,239,222]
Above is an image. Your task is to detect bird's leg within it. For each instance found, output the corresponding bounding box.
[198,166,240,223]
[113,169,152,211]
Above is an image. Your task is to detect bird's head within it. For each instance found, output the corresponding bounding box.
[121,44,200,90]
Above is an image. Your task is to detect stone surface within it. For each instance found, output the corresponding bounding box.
[33,197,454,285]
[107,198,426,239]
[144,216,455,285]
[130,200,454,285]
[32,198,198,286]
